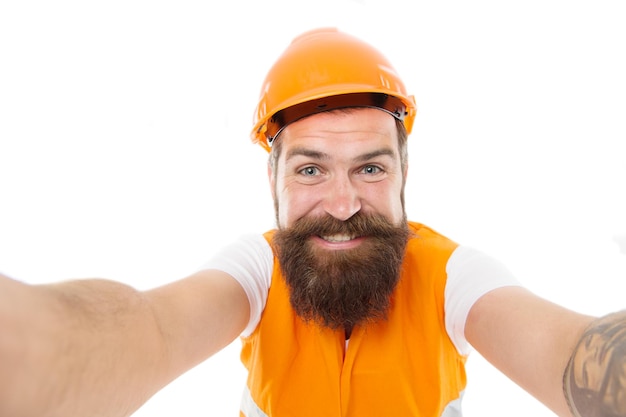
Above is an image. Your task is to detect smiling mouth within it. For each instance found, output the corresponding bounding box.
[321,234,357,242]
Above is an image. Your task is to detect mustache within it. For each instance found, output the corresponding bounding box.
[281,212,406,240]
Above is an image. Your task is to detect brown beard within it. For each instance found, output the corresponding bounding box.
[272,212,410,331]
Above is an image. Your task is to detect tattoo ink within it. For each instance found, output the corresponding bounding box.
[564,311,626,417]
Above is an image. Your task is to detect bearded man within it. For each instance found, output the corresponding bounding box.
[1,27,626,417]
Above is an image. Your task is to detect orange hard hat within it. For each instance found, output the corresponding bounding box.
[251,27,417,152]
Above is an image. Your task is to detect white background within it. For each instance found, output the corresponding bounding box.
[1,1,625,416]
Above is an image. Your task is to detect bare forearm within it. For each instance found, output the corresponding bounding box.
[0,274,170,417]
[564,310,626,417]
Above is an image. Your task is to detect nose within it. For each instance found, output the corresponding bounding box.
[322,175,362,221]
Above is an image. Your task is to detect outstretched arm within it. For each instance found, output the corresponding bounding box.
[465,286,594,416]
[467,286,626,417]
[0,270,249,417]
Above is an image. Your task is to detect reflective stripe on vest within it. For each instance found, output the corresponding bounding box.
[241,386,268,417]
[441,392,464,417]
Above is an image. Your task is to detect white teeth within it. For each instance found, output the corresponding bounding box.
[322,234,355,242]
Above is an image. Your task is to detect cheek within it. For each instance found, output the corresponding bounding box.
[275,186,318,228]
[364,182,405,222]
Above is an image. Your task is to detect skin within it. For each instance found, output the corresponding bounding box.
[564,311,626,416]
[466,286,594,416]
[0,107,618,417]
[0,271,249,417]
[269,108,406,232]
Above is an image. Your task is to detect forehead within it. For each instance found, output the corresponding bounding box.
[276,108,399,159]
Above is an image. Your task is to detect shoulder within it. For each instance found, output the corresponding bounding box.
[202,233,273,270]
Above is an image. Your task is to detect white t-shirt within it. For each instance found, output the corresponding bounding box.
[202,233,520,355]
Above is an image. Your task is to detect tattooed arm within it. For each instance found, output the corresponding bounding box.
[465,286,595,416]
[564,311,626,417]
[466,286,626,416]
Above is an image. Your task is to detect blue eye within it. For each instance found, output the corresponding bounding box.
[300,166,319,176]
[362,165,381,174]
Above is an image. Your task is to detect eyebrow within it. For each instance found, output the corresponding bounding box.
[353,148,396,163]
[285,147,331,162]
[285,147,397,164]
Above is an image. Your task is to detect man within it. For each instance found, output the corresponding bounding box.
[0,27,624,417]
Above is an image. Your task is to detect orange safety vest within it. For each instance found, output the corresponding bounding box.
[240,222,467,417]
